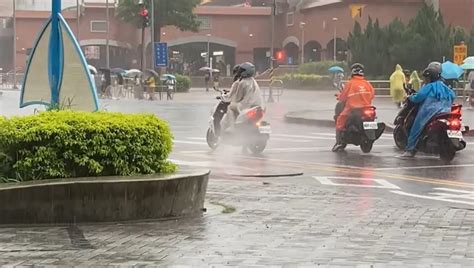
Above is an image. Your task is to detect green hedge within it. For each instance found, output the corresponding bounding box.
[0,111,176,182]
[298,61,348,75]
[276,73,332,89]
[175,74,191,92]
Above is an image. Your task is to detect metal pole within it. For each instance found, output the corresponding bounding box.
[300,23,305,64]
[333,18,337,62]
[151,0,155,69]
[270,0,275,69]
[207,34,210,68]
[76,0,80,41]
[12,0,17,89]
[106,0,110,69]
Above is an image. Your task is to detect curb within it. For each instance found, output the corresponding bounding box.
[285,113,473,137]
[0,169,210,225]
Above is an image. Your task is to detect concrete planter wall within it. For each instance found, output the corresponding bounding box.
[0,169,209,224]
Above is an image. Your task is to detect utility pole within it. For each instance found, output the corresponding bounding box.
[270,0,276,69]
[106,0,110,69]
[76,0,80,41]
[13,0,17,89]
[151,0,155,70]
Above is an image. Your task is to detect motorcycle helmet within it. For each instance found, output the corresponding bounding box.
[351,63,365,76]
[239,62,256,79]
[232,64,241,82]
[422,61,442,82]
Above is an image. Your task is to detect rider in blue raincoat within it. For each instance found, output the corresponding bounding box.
[402,62,456,157]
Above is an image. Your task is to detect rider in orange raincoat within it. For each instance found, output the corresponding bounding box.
[332,63,375,152]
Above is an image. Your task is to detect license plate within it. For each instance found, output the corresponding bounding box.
[259,125,272,134]
[363,121,378,130]
[447,130,463,139]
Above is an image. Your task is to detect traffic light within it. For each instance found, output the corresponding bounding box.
[276,50,285,62]
[139,7,149,27]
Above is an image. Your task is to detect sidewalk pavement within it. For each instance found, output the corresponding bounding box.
[284,90,474,136]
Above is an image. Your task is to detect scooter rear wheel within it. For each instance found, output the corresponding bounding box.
[360,140,373,153]
[248,137,268,154]
[439,141,456,163]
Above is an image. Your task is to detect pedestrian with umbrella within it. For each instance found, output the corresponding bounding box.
[143,69,158,101]
[461,56,474,107]
[328,66,345,91]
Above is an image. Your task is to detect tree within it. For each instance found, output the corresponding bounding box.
[117,0,201,68]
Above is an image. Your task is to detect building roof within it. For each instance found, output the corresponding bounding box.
[299,0,343,10]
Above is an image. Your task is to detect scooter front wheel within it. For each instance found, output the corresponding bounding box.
[206,128,219,150]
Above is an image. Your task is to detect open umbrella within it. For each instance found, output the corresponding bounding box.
[161,74,176,80]
[143,69,159,78]
[441,61,464,79]
[328,66,344,73]
[460,56,474,70]
[110,68,126,74]
[199,67,220,73]
[88,65,97,75]
[125,69,141,77]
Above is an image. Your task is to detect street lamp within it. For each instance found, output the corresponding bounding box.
[332,17,338,62]
[206,34,211,69]
[13,0,17,89]
[300,21,306,64]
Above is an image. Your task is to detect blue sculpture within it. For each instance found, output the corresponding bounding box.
[20,0,99,111]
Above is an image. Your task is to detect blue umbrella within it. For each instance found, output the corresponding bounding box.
[162,74,176,80]
[460,56,474,70]
[328,66,344,73]
[441,61,464,79]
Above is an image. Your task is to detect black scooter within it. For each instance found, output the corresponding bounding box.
[392,87,469,163]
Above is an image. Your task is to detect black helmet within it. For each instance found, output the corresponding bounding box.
[232,64,241,75]
[239,62,256,78]
[350,63,364,76]
[422,61,442,82]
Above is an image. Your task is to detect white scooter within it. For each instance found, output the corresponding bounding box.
[206,88,271,154]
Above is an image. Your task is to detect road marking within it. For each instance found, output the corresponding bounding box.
[375,164,474,171]
[273,134,335,140]
[391,188,474,206]
[173,140,207,145]
[311,132,393,140]
[169,159,213,167]
[187,137,206,141]
[236,155,474,188]
[313,176,400,189]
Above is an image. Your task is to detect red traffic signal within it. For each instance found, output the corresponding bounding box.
[276,50,285,61]
[139,8,149,17]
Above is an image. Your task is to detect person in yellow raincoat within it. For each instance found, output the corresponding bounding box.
[409,70,422,91]
[390,64,406,108]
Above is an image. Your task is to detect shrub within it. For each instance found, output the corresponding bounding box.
[276,73,332,89]
[175,74,191,92]
[0,111,176,182]
[298,61,348,75]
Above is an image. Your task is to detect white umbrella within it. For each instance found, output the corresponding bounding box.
[88,65,97,75]
[199,67,220,73]
[125,69,142,77]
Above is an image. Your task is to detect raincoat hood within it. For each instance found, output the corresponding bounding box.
[395,64,403,72]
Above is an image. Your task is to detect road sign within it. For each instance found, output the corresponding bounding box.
[350,4,366,18]
[454,44,467,65]
[154,42,168,68]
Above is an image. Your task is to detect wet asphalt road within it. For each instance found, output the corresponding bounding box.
[97,89,474,209]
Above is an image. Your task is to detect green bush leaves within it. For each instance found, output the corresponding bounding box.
[0,111,176,182]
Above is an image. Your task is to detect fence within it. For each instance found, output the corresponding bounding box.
[0,73,24,89]
[257,79,284,102]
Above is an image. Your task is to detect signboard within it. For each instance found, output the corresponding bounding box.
[454,44,467,65]
[154,42,168,68]
[350,4,366,18]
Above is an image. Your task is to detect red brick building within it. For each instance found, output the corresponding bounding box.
[1,0,473,74]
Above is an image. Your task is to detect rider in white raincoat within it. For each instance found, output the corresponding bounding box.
[221,62,264,132]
